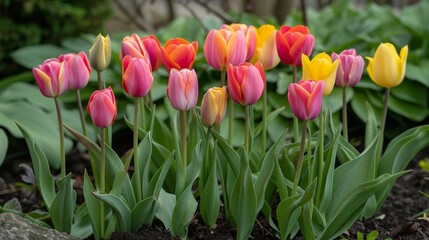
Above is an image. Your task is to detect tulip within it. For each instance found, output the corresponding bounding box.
[227,62,265,106]
[302,52,339,95]
[32,58,69,98]
[58,51,91,90]
[204,29,247,71]
[87,87,117,128]
[276,25,315,67]
[119,33,148,61]
[122,55,153,98]
[250,24,280,70]
[141,35,162,71]
[220,23,256,61]
[167,68,199,111]
[287,80,325,121]
[331,49,364,87]
[200,87,227,126]
[366,43,408,88]
[161,38,198,72]
[89,33,111,72]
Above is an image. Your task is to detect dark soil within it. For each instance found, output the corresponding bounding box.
[1,141,429,239]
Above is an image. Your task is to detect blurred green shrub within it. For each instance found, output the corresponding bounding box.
[0,0,112,77]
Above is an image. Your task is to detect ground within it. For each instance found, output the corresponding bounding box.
[1,140,428,239]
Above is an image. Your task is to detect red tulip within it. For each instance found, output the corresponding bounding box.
[141,35,162,71]
[32,58,69,98]
[227,62,265,105]
[122,55,153,98]
[87,87,117,128]
[161,38,198,72]
[276,25,315,67]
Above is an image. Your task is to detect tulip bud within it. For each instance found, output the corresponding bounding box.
[203,28,247,71]
[161,38,198,72]
[200,87,227,126]
[227,62,265,106]
[302,52,339,96]
[288,80,325,120]
[122,55,153,98]
[276,25,315,67]
[89,33,111,72]
[87,87,117,128]
[167,68,199,111]
[32,58,69,98]
[331,49,364,87]
[141,35,162,71]
[119,33,148,60]
[58,51,91,90]
[366,43,408,88]
[250,24,280,70]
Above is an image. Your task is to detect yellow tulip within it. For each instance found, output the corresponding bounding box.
[301,52,339,95]
[366,43,408,88]
[89,33,112,72]
[250,24,280,70]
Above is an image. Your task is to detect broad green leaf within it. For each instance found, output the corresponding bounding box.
[389,94,428,121]
[17,123,55,208]
[94,192,131,232]
[131,197,158,232]
[0,128,8,166]
[298,204,315,240]
[322,87,353,113]
[172,184,198,238]
[156,189,176,232]
[254,106,285,136]
[71,203,93,239]
[390,80,427,106]
[11,44,68,69]
[406,62,429,87]
[319,172,407,240]
[50,174,76,234]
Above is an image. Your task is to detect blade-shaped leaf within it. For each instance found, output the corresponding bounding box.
[131,197,158,232]
[93,192,131,232]
[172,184,198,238]
[50,174,77,233]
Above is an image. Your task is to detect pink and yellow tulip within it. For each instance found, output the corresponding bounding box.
[250,24,280,70]
[32,58,69,98]
[58,51,91,90]
[220,23,256,61]
[167,68,199,111]
[200,87,227,126]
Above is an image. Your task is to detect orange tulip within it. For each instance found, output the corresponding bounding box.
[161,38,198,72]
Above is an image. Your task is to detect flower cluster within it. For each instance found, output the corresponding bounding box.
[28,22,411,240]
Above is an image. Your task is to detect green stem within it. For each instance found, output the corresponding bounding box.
[100,126,106,237]
[139,97,146,130]
[376,88,390,175]
[76,90,88,137]
[244,105,250,157]
[262,81,267,154]
[220,70,226,87]
[292,66,299,142]
[97,71,103,89]
[316,114,325,206]
[342,87,348,141]
[54,97,66,178]
[134,98,142,201]
[292,120,308,196]
[180,110,187,193]
[228,98,234,145]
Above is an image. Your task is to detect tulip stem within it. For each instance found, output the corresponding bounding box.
[376,88,390,173]
[228,98,234,145]
[97,71,103,89]
[292,66,299,142]
[76,90,88,137]
[342,87,348,141]
[139,97,146,130]
[180,110,187,194]
[134,98,142,201]
[261,81,267,154]
[54,97,66,178]
[292,120,308,196]
[220,70,226,87]
[244,105,250,158]
[100,127,106,238]
[316,114,325,206]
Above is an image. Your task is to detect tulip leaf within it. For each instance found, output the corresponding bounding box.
[110,171,136,208]
[147,151,174,199]
[16,123,55,208]
[210,129,240,177]
[351,91,382,124]
[83,171,102,240]
[322,87,353,113]
[71,203,93,239]
[50,174,77,234]
[365,102,378,148]
[0,129,8,166]
[131,197,158,232]
[156,189,176,233]
[172,183,198,238]
[93,192,132,233]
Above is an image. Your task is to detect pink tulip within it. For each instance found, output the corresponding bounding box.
[204,29,247,71]
[331,49,364,87]
[87,87,117,128]
[287,80,325,120]
[141,35,162,71]
[276,25,315,67]
[167,68,199,111]
[227,62,265,105]
[220,23,256,61]
[32,58,69,98]
[58,51,91,90]
[120,33,148,60]
[161,38,198,72]
[122,55,154,98]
